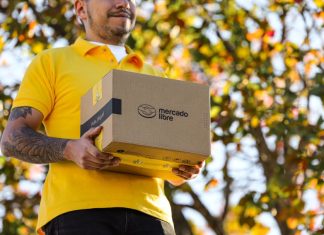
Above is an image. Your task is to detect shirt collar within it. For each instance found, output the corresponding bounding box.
[72,37,133,56]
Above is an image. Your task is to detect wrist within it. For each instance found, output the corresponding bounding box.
[62,139,74,161]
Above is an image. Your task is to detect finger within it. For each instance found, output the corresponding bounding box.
[198,161,205,168]
[100,152,117,161]
[100,158,121,169]
[80,160,104,170]
[179,165,200,175]
[82,156,120,170]
[101,157,121,165]
[96,155,121,166]
[86,147,121,166]
[172,168,194,180]
[87,145,114,162]
[83,126,103,139]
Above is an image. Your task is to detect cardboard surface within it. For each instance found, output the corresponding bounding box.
[81,69,211,180]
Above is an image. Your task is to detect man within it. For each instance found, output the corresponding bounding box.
[0,0,204,234]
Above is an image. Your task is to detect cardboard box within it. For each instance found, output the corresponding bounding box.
[80,70,211,180]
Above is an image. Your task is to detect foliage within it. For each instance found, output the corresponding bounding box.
[1,0,323,234]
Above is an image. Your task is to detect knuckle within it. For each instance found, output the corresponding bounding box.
[94,152,100,158]
[80,151,88,159]
[107,160,119,167]
[87,127,95,133]
[193,168,200,174]
[100,164,107,169]
[103,153,112,159]
[80,159,87,167]
[80,163,87,169]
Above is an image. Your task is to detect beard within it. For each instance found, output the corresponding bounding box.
[87,8,135,44]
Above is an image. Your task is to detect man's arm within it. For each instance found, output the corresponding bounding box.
[1,107,67,163]
[0,107,120,169]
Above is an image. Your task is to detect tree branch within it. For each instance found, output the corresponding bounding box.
[185,184,225,235]
[250,127,277,181]
[222,151,233,220]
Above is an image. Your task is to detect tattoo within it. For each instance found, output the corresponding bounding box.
[9,107,32,121]
[3,126,68,164]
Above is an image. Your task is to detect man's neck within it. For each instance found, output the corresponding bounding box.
[85,34,127,46]
[87,39,128,62]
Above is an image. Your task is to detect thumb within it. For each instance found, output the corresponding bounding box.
[83,126,103,139]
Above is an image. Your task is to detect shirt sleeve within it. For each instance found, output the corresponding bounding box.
[12,51,55,120]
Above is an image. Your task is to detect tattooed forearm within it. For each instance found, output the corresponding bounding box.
[9,107,32,121]
[2,126,68,164]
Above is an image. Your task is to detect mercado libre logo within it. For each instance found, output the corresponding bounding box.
[138,104,157,118]
[137,104,189,122]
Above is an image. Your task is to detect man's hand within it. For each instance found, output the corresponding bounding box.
[64,126,120,170]
[168,161,205,186]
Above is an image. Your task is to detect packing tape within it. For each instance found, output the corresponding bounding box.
[95,131,103,151]
[92,80,103,105]
[112,152,181,171]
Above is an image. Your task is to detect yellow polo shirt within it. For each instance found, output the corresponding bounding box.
[12,37,173,234]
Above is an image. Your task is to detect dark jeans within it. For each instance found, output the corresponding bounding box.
[43,208,176,235]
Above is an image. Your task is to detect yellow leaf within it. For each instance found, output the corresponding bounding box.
[266,114,284,125]
[29,21,37,31]
[260,196,270,203]
[251,223,270,235]
[199,45,212,57]
[289,70,300,82]
[5,212,15,223]
[285,57,297,68]
[244,207,260,217]
[251,116,259,128]
[18,227,29,235]
[254,90,266,100]
[246,67,254,75]
[269,4,280,11]
[287,217,298,229]
[210,106,220,118]
[314,11,324,20]
[210,62,220,76]
[318,130,324,138]
[246,28,264,41]
[276,0,294,3]
[205,178,218,192]
[0,37,3,51]
[61,5,68,14]
[31,42,44,54]
[237,47,250,59]
[314,0,324,8]
[18,34,25,42]
[213,96,222,104]
[260,52,267,61]
[224,208,250,234]
[223,81,231,95]
[274,43,284,52]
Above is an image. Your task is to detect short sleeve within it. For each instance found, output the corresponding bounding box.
[12,52,55,119]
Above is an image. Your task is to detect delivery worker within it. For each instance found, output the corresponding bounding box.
[0,0,204,234]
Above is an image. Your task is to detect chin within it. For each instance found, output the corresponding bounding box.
[113,25,133,35]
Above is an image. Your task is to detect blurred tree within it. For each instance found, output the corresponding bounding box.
[0,0,323,234]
